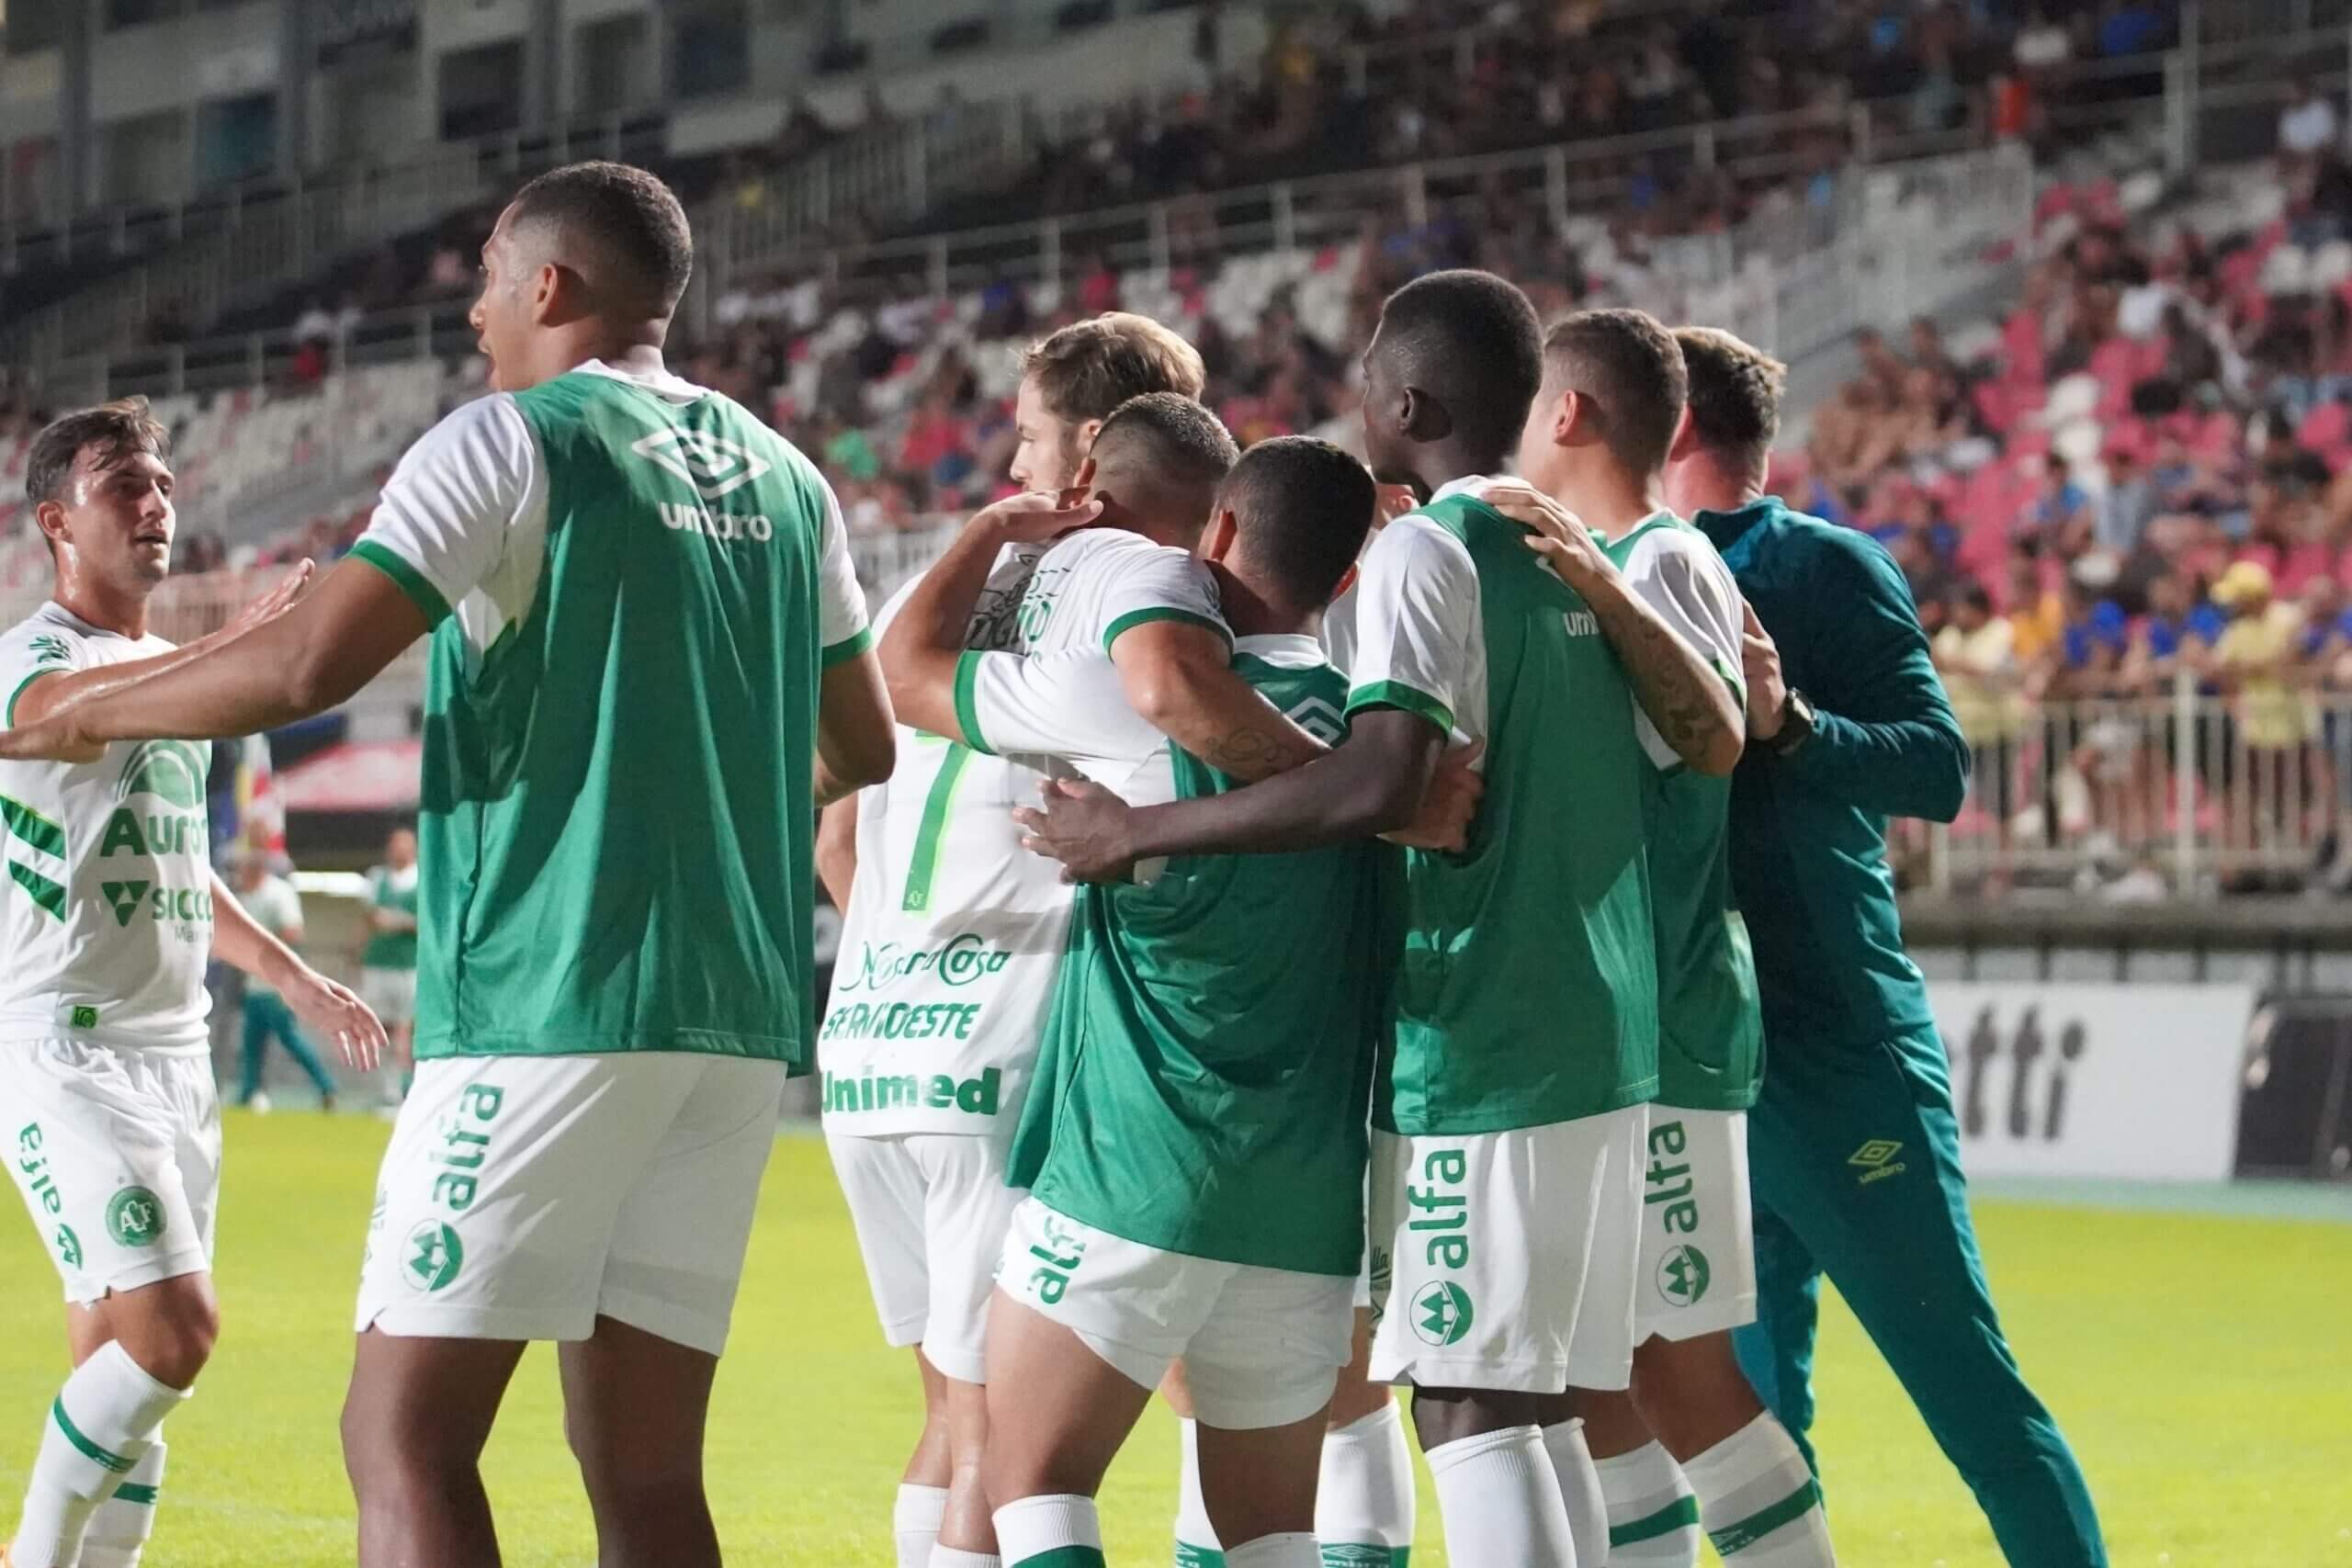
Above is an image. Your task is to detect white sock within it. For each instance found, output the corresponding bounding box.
[1425,1425,1577,1567]
[1681,1415,1834,1566]
[1175,1417,1222,1563]
[77,1437,165,1568]
[1316,1402,1415,1562]
[1224,1532,1319,1568]
[896,1483,949,1568]
[994,1493,1104,1567]
[928,1550,1002,1568]
[1592,1442,1698,1567]
[1542,1418,1612,1568]
[10,1344,188,1568]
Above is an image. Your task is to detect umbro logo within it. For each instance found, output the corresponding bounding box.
[1848,1138,1907,1185]
[1287,696,1346,747]
[630,428,773,502]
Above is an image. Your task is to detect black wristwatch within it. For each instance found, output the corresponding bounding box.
[1770,689,1818,757]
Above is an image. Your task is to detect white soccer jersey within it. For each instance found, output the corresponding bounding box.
[0,604,214,1051]
[1611,515,1747,768]
[820,571,1072,1138]
[1342,476,1499,749]
[1002,527,1226,660]
[818,527,1226,1135]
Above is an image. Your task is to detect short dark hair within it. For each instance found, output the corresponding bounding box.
[1022,312,1206,424]
[1542,309,1687,478]
[507,161,693,316]
[1090,392,1240,492]
[1218,436,1376,610]
[1375,269,1544,461]
[1957,582,1994,616]
[26,398,170,510]
[1674,327,1785,475]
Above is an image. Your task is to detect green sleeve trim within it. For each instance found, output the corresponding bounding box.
[1344,679,1454,737]
[1101,606,1229,654]
[1707,1478,1822,1555]
[820,624,875,669]
[112,1482,160,1506]
[51,1399,133,1473]
[5,671,50,728]
[952,651,994,755]
[349,540,453,630]
[1611,1493,1700,1548]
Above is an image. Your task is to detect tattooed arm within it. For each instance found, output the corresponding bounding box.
[1479,481,1744,777]
[1107,619,1328,782]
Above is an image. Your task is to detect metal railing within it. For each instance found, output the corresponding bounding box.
[1921,680,2352,895]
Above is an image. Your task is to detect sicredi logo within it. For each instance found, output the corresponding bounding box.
[631,427,773,502]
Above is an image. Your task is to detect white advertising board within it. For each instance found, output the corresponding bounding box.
[1928,983,2254,1182]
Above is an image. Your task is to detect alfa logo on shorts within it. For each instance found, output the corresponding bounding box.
[1410,1280,1475,1347]
[105,1187,165,1247]
[403,1221,464,1293]
[1656,1243,1711,1307]
[54,1225,82,1269]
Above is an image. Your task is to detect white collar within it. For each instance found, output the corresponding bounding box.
[1233,632,1327,665]
[576,357,710,403]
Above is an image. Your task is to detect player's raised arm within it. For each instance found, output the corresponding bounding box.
[1479,478,1745,777]
[876,489,1105,739]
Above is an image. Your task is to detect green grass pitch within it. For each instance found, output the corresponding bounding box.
[4,1114,2348,1565]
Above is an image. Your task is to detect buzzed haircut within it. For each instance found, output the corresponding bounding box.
[1023,312,1207,423]
[1374,269,1544,460]
[506,161,694,317]
[26,398,169,509]
[1218,436,1377,610]
[1090,392,1240,491]
[1674,326,1785,475]
[1542,309,1687,478]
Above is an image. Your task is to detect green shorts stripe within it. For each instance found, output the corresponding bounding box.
[112,1482,161,1506]
[51,1399,134,1473]
[1610,1493,1700,1547]
[1709,1477,1823,1555]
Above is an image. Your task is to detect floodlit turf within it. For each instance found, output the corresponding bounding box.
[3,1114,2347,1566]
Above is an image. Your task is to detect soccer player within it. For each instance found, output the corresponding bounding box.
[228,849,342,1112]
[1499,310,1834,1568]
[824,327,1335,1568]
[1015,270,1740,1567]
[1666,325,2107,1567]
[358,827,421,1109]
[898,434,1388,1568]
[0,400,384,1568]
[0,162,898,1568]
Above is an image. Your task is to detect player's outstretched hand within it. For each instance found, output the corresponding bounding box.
[223,559,315,639]
[1741,600,1790,740]
[972,490,1105,547]
[0,710,103,764]
[1013,776,1137,884]
[1385,739,1485,852]
[284,969,388,1072]
[1476,479,1614,591]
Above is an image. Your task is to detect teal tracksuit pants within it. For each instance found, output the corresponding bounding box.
[1732,1023,2107,1567]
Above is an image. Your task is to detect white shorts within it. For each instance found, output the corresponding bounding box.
[356,1053,786,1357]
[0,1037,220,1303]
[359,968,418,1030]
[829,1130,1023,1384]
[1635,1109,1758,1343]
[999,1198,1356,1429]
[1367,1105,1645,1394]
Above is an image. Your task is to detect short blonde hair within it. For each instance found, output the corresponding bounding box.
[1022,311,1205,423]
[1674,326,1785,473]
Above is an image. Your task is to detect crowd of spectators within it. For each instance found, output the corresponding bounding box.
[1803,102,2352,892]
